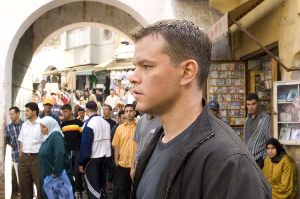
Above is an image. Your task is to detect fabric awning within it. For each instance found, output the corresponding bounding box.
[207,0,264,41]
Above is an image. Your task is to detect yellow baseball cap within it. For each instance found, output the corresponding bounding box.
[43,98,54,105]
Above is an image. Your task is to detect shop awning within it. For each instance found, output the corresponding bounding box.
[94,59,114,69]
[207,0,263,41]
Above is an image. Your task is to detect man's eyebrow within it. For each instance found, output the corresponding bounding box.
[134,59,156,66]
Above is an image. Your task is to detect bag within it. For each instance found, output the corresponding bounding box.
[43,170,74,199]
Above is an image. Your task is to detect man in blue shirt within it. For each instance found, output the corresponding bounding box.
[5,106,23,198]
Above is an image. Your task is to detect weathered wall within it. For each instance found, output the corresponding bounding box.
[231,1,300,197]
[12,26,34,111]
[32,1,140,52]
[172,0,222,30]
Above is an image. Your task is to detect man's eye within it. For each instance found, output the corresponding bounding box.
[143,65,152,70]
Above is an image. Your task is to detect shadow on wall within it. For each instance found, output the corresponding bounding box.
[291,52,300,80]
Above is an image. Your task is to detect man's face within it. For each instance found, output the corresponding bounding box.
[25,107,35,119]
[110,90,115,96]
[246,99,259,115]
[78,110,85,118]
[125,107,135,121]
[31,96,39,103]
[103,106,111,118]
[119,114,126,124]
[9,109,19,122]
[61,109,72,120]
[129,34,181,115]
[51,95,57,104]
[43,104,52,112]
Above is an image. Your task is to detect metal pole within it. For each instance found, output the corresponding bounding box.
[229,14,300,72]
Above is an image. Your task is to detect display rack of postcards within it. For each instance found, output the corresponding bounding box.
[249,59,277,113]
[207,62,246,133]
[273,81,300,145]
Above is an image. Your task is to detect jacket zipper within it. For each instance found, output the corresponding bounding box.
[165,132,215,199]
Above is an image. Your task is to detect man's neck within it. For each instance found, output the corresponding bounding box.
[126,119,135,125]
[103,116,111,120]
[67,116,75,121]
[12,119,21,125]
[160,92,203,143]
[88,112,98,117]
[44,111,51,116]
[29,116,38,123]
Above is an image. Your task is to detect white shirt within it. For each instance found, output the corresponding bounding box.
[18,117,43,153]
[105,95,120,109]
[84,116,111,158]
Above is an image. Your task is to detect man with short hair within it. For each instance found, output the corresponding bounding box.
[102,104,117,129]
[18,102,43,199]
[111,110,125,141]
[39,98,60,124]
[102,104,116,192]
[5,107,23,198]
[105,89,120,110]
[112,104,136,199]
[77,107,88,122]
[51,92,62,117]
[79,101,111,199]
[60,104,84,198]
[129,19,271,199]
[208,100,220,118]
[244,93,272,169]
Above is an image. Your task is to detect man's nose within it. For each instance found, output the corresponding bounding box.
[128,69,140,85]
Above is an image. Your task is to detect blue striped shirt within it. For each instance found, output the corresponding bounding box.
[5,121,23,162]
[244,110,272,161]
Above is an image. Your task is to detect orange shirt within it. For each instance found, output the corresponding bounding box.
[112,121,136,168]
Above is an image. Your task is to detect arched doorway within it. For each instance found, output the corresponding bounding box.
[1,1,146,196]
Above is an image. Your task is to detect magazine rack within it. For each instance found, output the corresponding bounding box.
[207,61,246,135]
[273,81,300,145]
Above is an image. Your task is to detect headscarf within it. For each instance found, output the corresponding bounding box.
[266,138,286,163]
[39,116,64,142]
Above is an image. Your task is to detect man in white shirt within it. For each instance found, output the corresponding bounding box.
[104,89,120,110]
[18,102,43,199]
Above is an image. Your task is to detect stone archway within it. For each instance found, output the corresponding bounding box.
[1,1,145,196]
[12,1,142,107]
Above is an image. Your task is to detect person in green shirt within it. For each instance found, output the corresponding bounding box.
[38,116,73,198]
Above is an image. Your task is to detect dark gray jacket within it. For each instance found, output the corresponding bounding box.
[132,105,271,199]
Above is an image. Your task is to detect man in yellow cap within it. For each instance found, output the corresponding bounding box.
[39,98,60,124]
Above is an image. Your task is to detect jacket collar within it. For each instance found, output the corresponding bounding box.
[133,99,215,198]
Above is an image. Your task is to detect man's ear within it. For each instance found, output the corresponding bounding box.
[179,60,198,86]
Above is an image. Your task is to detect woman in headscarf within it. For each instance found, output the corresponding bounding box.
[38,116,73,198]
[262,138,297,199]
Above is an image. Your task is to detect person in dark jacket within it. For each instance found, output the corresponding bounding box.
[129,19,271,199]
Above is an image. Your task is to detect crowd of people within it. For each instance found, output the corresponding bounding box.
[3,19,298,199]
[5,86,140,199]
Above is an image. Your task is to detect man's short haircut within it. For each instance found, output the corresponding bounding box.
[25,102,39,116]
[124,104,135,110]
[103,104,113,111]
[78,107,85,112]
[246,93,259,101]
[131,19,212,89]
[61,104,72,111]
[118,110,125,117]
[9,106,20,113]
